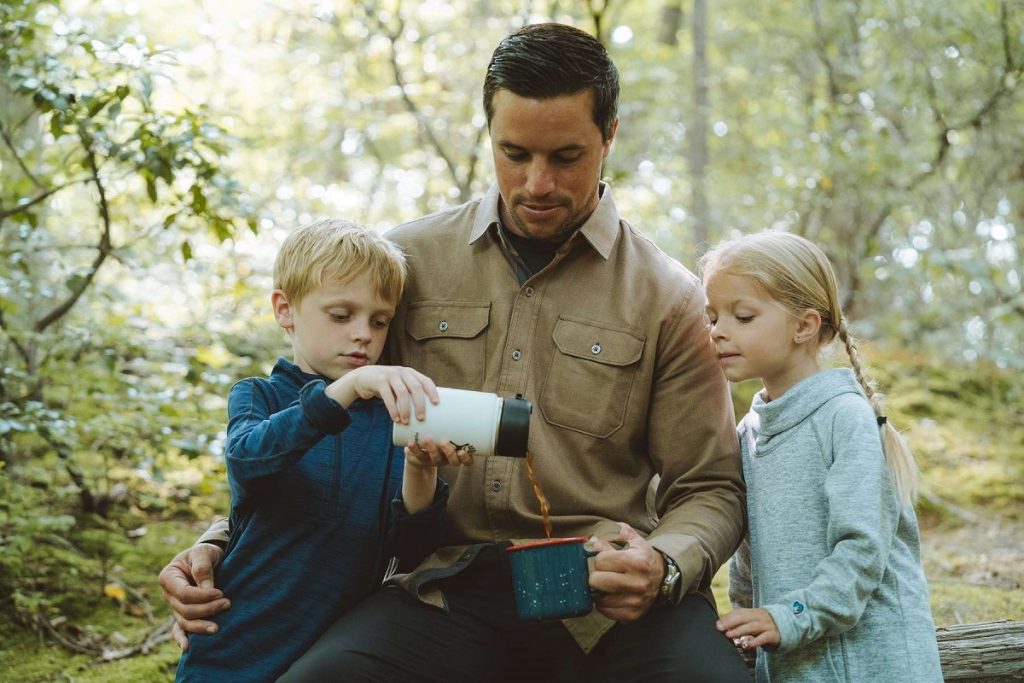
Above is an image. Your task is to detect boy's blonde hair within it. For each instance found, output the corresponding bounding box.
[699,230,919,506]
[273,219,406,308]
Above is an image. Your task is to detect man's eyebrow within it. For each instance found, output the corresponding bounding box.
[496,141,587,153]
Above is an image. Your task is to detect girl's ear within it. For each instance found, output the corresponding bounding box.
[271,290,294,332]
[794,308,822,344]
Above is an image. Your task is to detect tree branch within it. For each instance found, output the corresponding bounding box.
[0,308,32,369]
[33,147,113,333]
[372,8,472,202]
[0,123,46,190]
[0,178,89,221]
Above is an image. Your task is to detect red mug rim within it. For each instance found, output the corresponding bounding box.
[505,536,589,553]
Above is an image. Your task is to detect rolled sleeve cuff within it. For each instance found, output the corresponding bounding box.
[299,380,351,434]
[764,600,806,653]
[391,478,450,524]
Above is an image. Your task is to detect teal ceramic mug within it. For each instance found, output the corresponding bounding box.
[505,536,598,621]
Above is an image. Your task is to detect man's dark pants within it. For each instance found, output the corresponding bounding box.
[279,545,750,682]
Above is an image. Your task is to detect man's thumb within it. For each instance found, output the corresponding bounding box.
[193,558,216,590]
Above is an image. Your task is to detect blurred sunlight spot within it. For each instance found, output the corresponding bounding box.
[965,317,984,343]
[968,281,982,295]
[894,247,919,267]
[670,207,687,222]
[986,240,1015,264]
[638,160,655,176]
[713,121,728,136]
[611,26,634,44]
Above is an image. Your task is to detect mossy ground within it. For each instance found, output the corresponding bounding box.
[3,345,1021,682]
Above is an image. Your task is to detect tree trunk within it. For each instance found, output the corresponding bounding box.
[739,620,1024,681]
[658,2,684,46]
[689,0,710,250]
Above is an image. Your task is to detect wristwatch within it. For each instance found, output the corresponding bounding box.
[656,550,682,607]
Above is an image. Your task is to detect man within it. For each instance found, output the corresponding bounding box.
[160,23,748,681]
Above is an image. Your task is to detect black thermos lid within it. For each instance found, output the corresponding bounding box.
[495,394,532,458]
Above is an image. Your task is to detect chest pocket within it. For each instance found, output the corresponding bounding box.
[404,301,490,390]
[540,317,645,437]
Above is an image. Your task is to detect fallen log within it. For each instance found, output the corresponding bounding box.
[740,620,1024,681]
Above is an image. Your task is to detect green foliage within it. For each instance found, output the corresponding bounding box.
[0,0,1021,676]
[0,0,263,647]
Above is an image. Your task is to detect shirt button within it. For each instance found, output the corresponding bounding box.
[792,601,805,615]
[490,480,503,492]
[591,343,602,355]
[438,321,449,332]
[511,349,522,361]
[524,286,535,297]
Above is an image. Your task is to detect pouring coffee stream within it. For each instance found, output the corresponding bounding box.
[525,450,552,539]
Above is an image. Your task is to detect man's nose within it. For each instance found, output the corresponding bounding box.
[525,160,555,196]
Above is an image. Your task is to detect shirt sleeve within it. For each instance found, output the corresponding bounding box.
[761,397,900,652]
[384,478,450,573]
[195,516,230,547]
[728,536,754,609]
[646,279,746,599]
[225,378,351,506]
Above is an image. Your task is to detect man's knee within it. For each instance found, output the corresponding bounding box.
[278,647,378,682]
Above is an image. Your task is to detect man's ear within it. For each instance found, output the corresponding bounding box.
[794,308,822,344]
[271,290,294,332]
[602,117,619,156]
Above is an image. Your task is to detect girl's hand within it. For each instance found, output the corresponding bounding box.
[405,436,474,469]
[326,366,438,423]
[716,607,781,650]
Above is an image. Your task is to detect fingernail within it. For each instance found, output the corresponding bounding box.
[207,625,218,634]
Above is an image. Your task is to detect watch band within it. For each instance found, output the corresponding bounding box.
[656,550,682,607]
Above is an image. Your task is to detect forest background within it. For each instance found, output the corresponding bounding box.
[1,0,1022,680]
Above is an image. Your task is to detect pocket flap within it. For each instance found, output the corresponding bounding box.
[406,302,490,341]
[552,317,644,366]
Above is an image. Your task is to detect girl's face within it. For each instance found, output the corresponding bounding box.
[704,271,820,400]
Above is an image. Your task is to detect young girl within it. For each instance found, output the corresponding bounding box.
[701,231,942,682]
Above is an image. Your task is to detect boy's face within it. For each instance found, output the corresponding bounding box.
[272,271,394,381]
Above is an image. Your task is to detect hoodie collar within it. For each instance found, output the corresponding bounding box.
[751,368,864,437]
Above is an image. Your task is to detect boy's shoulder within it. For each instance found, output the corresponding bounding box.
[228,372,298,414]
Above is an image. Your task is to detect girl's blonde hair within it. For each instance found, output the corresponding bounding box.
[699,230,919,506]
[273,219,407,308]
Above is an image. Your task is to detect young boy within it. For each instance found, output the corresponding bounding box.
[176,219,470,682]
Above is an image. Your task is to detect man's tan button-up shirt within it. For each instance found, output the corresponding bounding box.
[384,183,744,651]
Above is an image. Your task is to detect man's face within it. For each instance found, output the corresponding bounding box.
[489,89,616,242]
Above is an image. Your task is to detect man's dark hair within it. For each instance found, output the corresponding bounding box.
[483,23,619,141]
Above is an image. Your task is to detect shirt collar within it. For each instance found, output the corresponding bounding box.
[468,182,620,260]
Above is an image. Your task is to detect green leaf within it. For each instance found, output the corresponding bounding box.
[190,184,207,213]
[66,273,87,294]
[180,240,193,262]
[146,175,158,203]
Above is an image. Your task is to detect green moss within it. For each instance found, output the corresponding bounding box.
[929,582,1024,626]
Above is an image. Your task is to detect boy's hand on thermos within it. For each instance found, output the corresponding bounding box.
[716,607,781,650]
[326,366,439,423]
[405,436,474,469]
